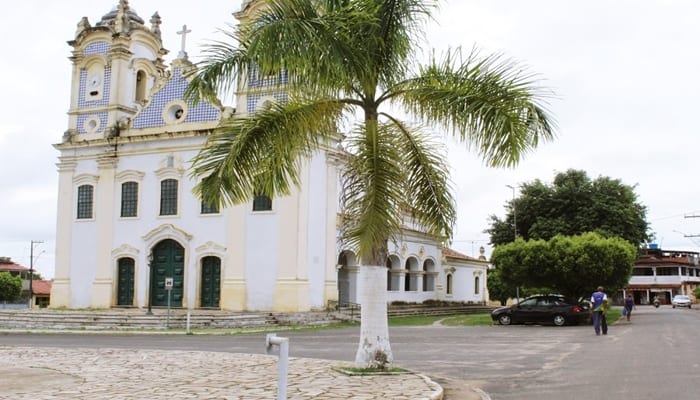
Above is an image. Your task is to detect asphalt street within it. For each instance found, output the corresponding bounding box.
[3,306,698,399]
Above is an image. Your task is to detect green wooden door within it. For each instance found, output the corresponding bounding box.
[117,258,135,306]
[151,239,184,307]
[200,256,221,308]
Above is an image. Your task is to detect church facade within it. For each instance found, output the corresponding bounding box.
[50,0,489,312]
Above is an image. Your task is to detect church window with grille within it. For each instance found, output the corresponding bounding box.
[160,179,178,216]
[77,184,94,219]
[252,194,272,211]
[201,199,219,214]
[120,181,138,217]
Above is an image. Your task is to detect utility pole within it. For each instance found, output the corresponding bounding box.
[506,185,520,303]
[29,240,43,309]
[506,185,518,240]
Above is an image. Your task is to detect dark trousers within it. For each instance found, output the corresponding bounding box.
[592,311,608,335]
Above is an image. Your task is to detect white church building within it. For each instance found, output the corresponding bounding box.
[50,0,489,312]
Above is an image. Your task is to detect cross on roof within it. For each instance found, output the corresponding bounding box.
[177,24,192,59]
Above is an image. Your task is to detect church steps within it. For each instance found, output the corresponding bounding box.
[0,310,336,331]
[0,306,493,331]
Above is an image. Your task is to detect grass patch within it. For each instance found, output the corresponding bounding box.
[388,315,446,326]
[388,313,495,326]
[607,308,622,322]
[440,313,494,326]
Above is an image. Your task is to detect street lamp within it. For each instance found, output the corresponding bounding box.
[146,251,154,315]
[29,240,43,309]
[505,185,518,240]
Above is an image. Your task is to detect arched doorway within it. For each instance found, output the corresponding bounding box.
[337,250,359,305]
[116,257,135,306]
[150,239,184,307]
[200,256,221,308]
[337,252,351,305]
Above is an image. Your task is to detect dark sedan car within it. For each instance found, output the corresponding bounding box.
[491,295,590,326]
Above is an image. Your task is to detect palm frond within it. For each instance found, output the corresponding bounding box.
[185,27,249,104]
[340,123,405,259]
[394,47,557,167]
[371,0,436,87]
[380,115,456,240]
[190,97,348,207]
[242,0,373,96]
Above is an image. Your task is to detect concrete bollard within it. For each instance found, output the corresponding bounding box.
[265,333,289,400]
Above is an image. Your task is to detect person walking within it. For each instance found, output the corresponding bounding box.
[591,286,608,335]
[624,294,634,321]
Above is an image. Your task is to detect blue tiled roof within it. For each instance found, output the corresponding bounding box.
[76,112,108,135]
[84,41,110,56]
[133,67,220,129]
[78,67,112,109]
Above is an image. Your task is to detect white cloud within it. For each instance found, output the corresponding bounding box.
[2,0,700,275]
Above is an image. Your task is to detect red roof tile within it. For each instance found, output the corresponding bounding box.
[0,263,29,272]
[442,248,487,262]
[31,280,52,296]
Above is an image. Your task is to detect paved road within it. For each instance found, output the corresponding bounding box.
[3,306,699,399]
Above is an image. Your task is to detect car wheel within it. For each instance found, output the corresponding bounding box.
[498,314,512,325]
[553,314,566,326]
[673,305,676,308]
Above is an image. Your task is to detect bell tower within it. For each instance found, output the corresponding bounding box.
[64,0,167,141]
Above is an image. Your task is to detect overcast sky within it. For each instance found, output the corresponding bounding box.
[2,1,699,279]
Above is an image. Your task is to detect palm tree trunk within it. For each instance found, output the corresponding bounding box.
[354,264,393,368]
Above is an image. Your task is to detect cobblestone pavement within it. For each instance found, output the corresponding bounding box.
[0,346,443,400]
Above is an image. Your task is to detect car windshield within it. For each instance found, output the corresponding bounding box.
[675,295,689,300]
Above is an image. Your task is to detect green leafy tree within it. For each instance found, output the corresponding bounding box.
[188,0,555,367]
[491,232,637,301]
[0,272,22,302]
[486,268,513,306]
[486,169,651,246]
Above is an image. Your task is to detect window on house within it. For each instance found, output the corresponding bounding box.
[446,274,453,295]
[77,184,94,219]
[474,276,480,295]
[120,181,138,217]
[252,194,272,211]
[160,179,178,216]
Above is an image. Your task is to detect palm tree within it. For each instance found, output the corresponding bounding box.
[187,0,555,368]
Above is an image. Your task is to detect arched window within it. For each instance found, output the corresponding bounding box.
[386,255,400,291]
[386,259,392,291]
[135,70,147,102]
[423,259,435,292]
[446,274,453,295]
[474,276,480,295]
[405,257,419,291]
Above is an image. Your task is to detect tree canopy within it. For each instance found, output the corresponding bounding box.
[491,232,637,301]
[187,0,556,368]
[486,169,651,247]
[0,272,22,302]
